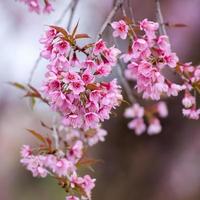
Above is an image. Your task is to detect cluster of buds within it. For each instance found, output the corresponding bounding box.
[124,102,168,135]
[19,0,54,14]
[40,26,122,131]
[21,136,95,200]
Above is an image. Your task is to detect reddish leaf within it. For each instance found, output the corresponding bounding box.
[26,129,46,144]
[28,84,41,97]
[74,33,90,40]
[72,20,79,37]
[164,22,188,28]
[50,25,69,38]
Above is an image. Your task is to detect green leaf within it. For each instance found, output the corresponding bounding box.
[8,82,26,90]
[30,97,36,110]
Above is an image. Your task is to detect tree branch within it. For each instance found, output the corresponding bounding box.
[67,0,79,31]
[28,0,80,85]
[127,0,134,21]
[52,115,59,150]
[97,0,124,39]
[117,60,136,104]
[155,0,167,36]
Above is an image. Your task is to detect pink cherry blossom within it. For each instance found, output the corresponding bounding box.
[20,145,32,157]
[68,80,85,95]
[140,18,159,40]
[67,140,83,163]
[111,20,129,39]
[93,39,106,55]
[21,155,48,178]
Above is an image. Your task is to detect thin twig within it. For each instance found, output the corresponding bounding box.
[97,0,124,39]
[28,0,79,85]
[52,115,59,150]
[117,60,136,104]
[97,0,135,103]
[113,36,135,104]
[127,0,134,21]
[54,0,75,25]
[155,0,167,36]
[67,0,79,31]
[28,56,41,84]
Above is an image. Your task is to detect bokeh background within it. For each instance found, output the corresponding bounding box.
[0,0,200,200]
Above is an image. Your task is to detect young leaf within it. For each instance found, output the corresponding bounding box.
[75,33,90,40]
[26,129,46,144]
[9,82,27,91]
[50,25,69,38]
[30,97,36,110]
[72,20,79,37]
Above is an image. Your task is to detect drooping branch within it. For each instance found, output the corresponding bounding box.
[97,0,124,39]
[67,0,79,31]
[117,60,136,104]
[52,115,59,150]
[28,0,80,84]
[155,0,167,36]
[96,0,136,104]
[127,0,135,21]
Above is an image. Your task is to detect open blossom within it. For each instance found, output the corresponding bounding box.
[67,140,83,163]
[21,155,48,178]
[40,28,122,130]
[140,18,159,40]
[20,145,32,157]
[111,20,129,39]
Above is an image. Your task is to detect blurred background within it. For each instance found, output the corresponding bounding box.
[0,0,200,200]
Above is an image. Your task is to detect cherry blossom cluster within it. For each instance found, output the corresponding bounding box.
[178,63,200,119]
[19,0,54,14]
[21,139,95,200]
[40,27,122,131]
[111,19,200,122]
[124,102,168,135]
[59,125,108,147]
[112,19,185,101]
